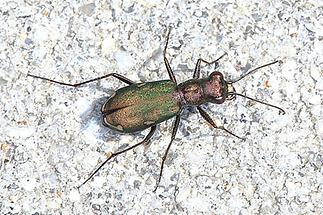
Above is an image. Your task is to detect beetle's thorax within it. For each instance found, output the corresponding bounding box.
[177,79,204,106]
[177,71,230,106]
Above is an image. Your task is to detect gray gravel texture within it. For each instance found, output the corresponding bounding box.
[0,0,322,214]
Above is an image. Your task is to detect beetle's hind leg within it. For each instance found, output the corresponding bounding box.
[78,125,157,188]
[27,72,135,87]
[153,113,181,192]
[197,106,245,140]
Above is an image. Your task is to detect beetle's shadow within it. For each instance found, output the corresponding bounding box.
[79,95,122,142]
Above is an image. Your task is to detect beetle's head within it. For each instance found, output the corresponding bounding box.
[205,71,236,104]
[203,60,285,114]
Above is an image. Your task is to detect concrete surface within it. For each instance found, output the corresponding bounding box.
[0,0,322,214]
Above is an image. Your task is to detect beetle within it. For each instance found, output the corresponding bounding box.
[27,28,285,192]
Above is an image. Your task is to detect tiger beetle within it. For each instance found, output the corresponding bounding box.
[27,28,285,192]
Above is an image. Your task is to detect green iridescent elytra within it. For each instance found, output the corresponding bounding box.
[101,80,180,133]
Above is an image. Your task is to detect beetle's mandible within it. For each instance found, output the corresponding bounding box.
[27,28,285,192]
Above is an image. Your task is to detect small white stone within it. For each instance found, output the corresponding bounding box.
[286,180,301,197]
[75,97,91,116]
[137,0,161,8]
[304,21,323,36]
[186,197,210,212]
[20,177,36,191]
[311,105,320,116]
[83,120,101,144]
[318,119,323,136]
[46,197,62,209]
[79,3,96,16]
[92,176,106,187]
[33,25,49,42]
[68,189,81,202]
[194,9,202,17]
[281,60,297,80]
[316,78,323,91]
[310,66,320,80]
[7,201,21,213]
[188,151,205,175]
[284,81,300,103]
[7,127,35,138]
[308,94,321,105]
[114,51,136,72]
[79,151,101,168]
[177,186,191,202]
[119,134,134,145]
[244,182,255,200]
[102,35,118,57]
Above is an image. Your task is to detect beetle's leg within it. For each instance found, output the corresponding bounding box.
[27,73,135,87]
[78,125,157,188]
[197,106,245,140]
[153,114,181,192]
[193,53,227,79]
[164,28,177,84]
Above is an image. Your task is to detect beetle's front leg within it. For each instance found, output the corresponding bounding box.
[193,53,227,79]
[163,28,177,84]
[197,106,245,140]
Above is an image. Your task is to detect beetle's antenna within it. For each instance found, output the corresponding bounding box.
[229,92,285,114]
[230,60,281,83]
